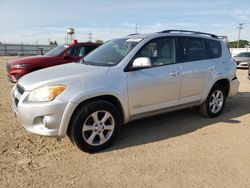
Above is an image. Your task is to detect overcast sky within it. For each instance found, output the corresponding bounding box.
[0,0,250,44]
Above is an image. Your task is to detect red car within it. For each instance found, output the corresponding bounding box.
[6,41,100,82]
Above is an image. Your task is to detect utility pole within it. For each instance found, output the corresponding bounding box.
[88,31,92,42]
[237,23,244,48]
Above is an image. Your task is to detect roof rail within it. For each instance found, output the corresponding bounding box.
[218,35,228,40]
[159,30,218,39]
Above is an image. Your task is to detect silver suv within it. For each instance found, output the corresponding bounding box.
[11,30,240,153]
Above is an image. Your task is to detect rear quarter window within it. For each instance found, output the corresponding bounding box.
[180,37,207,62]
[204,39,222,59]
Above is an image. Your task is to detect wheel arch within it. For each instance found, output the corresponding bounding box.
[214,79,230,97]
[64,95,126,137]
[201,77,230,104]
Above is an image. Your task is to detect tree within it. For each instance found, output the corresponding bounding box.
[49,40,58,46]
[228,40,249,48]
[95,40,103,44]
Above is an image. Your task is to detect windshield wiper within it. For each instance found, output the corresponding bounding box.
[82,60,101,66]
[82,60,114,67]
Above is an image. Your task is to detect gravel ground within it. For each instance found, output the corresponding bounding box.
[0,56,250,188]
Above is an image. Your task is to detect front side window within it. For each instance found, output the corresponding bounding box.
[136,37,176,66]
[67,46,85,57]
[180,37,206,62]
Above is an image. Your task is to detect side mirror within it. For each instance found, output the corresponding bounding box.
[132,57,152,69]
[62,52,70,59]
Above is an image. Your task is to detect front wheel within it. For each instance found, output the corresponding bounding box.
[199,84,226,118]
[68,100,121,153]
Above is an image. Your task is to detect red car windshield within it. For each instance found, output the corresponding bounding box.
[45,44,69,56]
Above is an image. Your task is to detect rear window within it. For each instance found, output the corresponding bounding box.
[180,37,206,62]
[205,39,222,59]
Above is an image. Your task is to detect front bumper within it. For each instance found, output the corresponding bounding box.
[228,77,240,97]
[11,85,74,137]
[6,65,29,83]
[7,73,19,83]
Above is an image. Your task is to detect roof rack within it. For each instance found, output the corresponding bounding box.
[217,35,228,40]
[159,30,218,39]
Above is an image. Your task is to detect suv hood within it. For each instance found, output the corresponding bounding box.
[18,63,110,90]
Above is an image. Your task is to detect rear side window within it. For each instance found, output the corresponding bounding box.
[205,39,222,59]
[180,37,206,62]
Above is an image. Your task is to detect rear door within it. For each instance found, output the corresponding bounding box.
[179,37,218,104]
[127,37,182,116]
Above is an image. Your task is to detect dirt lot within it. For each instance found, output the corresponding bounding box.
[0,56,250,188]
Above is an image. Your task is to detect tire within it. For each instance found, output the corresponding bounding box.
[68,100,121,153]
[199,84,226,118]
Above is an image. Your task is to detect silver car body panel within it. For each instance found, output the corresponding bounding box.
[127,63,181,116]
[12,32,239,137]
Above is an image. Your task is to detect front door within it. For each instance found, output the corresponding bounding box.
[127,37,181,116]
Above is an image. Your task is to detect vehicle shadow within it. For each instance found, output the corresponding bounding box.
[105,92,250,152]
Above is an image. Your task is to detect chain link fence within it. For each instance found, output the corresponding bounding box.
[0,43,57,56]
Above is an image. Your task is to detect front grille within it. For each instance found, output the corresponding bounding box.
[16,84,24,95]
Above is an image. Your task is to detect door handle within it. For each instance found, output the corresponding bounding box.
[209,66,216,71]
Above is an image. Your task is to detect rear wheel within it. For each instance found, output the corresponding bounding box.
[199,84,226,118]
[68,100,121,153]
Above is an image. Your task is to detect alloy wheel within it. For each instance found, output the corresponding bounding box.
[209,90,224,114]
[82,111,115,146]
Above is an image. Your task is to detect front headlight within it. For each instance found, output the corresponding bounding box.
[12,64,30,69]
[27,85,66,102]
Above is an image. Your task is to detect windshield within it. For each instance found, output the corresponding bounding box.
[45,44,69,56]
[236,52,250,57]
[82,38,140,66]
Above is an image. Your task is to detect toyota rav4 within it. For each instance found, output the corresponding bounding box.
[11,30,240,153]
